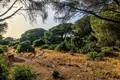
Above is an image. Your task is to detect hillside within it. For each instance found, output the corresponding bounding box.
[7,48,120,80]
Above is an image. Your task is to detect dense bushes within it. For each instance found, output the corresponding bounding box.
[0,45,7,54]
[87,51,104,60]
[48,44,58,50]
[101,47,117,57]
[0,56,9,80]
[17,41,34,53]
[40,44,49,49]
[20,28,46,44]
[81,42,97,54]
[13,65,36,80]
[33,39,45,47]
[55,41,71,52]
[9,40,19,47]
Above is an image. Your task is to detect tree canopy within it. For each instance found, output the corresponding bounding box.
[44,23,72,44]
[20,28,46,44]
[0,0,119,23]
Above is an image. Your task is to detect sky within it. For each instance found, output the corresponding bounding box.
[3,9,59,38]
[1,1,80,39]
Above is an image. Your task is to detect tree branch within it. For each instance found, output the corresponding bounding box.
[0,7,23,22]
[0,0,18,17]
[72,7,120,23]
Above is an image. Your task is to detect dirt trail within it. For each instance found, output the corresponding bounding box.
[7,48,120,80]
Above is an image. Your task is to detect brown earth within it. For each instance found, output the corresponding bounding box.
[7,48,120,80]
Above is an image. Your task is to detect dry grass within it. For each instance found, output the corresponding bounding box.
[5,48,120,80]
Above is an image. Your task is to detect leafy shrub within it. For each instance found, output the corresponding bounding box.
[0,56,9,80]
[87,51,104,60]
[33,39,45,47]
[2,45,8,52]
[40,44,49,49]
[48,44,58,50]
[17,40,34,53]
[13,44,18,49]
[13,65,36,80]
[9,40,19,47]
[55,41,71,52]
[0,45,5,54]
[101,47,117,57]
[82,42,97,54]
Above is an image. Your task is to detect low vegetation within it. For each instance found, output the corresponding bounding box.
[13,65,36,80]
[0,56,9,80]
[17,41,34,53]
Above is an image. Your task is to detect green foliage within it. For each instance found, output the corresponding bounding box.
[44,23,72,44]
[71,36,83,48]
[82,42,97,54]
[9,40,19,47]
[13,65,36,80]
[40,44,49,49]
[17,40,34,53]
[13,44,18,49]
[90,3,120,43]
[0,56,9,80]
[48,44,58,50]
[20,28,46,44]
[101,47,117,57]
[72,16,92,37]
[2,45,8,52]
[33,39,45,47]
[3,37,14,45]
[0,23,8,35]
[0,45,5,54]
[87,51,104,60]
[55,41,71,52]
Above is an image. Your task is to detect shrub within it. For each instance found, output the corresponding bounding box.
[33,39,45,47]
[9,40,19,47]
[48,44,58,50]
[101,47,117,57]
[40,44,49,49]
[13,65,36,80]
[2,45,8,52]
[0,56,9,80]
[16,40,35,53]
[82,42,97,54]
[0,45,5,54]
[55,41,71,52]
[87,51,104,60]
[55,42,68,52]
[13,44,18,49]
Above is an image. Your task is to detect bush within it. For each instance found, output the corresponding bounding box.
[40,44,49,49]
[13,44,18,49]
[55,41,71,52]
[13,65,36,80]
[0,45,5,54]
[101,47,117,57]
[0,56,9,80]
[9,40,19,47]
[2,45,8,52]
[87,51,104,60]
[16,40,35,53]
[82,42,97,54]
[33,39,45,47]
[48,44,58,50]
